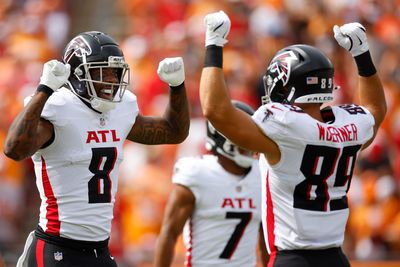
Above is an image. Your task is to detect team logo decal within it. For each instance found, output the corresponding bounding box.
[54,251,63,261]
[267,51,297,86]
[262,108,274,122]
[100,117,106,127]
[63,36,92,63]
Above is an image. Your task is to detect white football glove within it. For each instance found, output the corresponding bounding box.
[157,57,185,87]
[204,10,231,47]
[40,60,71,91]
[333,22,369,57]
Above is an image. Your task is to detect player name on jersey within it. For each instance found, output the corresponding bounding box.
[221,198,257,209]
[317,123,358,143]
[86,129,120,143]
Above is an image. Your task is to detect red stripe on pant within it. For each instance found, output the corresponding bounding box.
[267,250,277,267]
[36,239,45,267]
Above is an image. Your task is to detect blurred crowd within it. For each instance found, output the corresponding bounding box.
[0,0,399,266]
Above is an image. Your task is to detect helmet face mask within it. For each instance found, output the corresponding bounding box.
[63,31,130,112]
[262,75,290,104]
[205,100,256,169]
[262,44,334,105]
[75,56,130,103]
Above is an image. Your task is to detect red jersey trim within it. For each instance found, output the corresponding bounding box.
[266,171,276,253]
[185,219,193,267]
[41,156,61,235]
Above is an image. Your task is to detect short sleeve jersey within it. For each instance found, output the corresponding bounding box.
[252,103,375,251]
[30,88,139,241]
[172,155,262,267]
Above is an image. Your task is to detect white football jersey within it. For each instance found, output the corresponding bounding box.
[30,88,138,241]
[173,155,262,267]
[252,103,375,252]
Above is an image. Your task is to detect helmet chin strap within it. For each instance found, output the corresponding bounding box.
[218,140,255,169]
[286,87,296,103]
[90,98,116,113]
[232,154,254,168]
[215,147,254,168]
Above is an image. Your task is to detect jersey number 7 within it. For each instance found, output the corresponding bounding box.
[219,212,252,259]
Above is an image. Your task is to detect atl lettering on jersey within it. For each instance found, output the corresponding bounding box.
[221,198,257,209]
[86,130,120,143]
[317,123,358,142]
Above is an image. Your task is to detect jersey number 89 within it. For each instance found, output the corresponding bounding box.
[294,144,362,212]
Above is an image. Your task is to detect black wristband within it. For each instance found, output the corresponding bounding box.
[170,82,185,92]
[354,51,377,77]
[204,45,223,68]
[36,84,54,96]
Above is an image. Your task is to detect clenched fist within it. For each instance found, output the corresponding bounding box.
[333,22,369,57]
[40,60,71,91]
[157,57,185,87]
[204,10,231,47]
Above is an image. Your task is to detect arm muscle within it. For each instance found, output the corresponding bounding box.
[154,184,195,267]
[127,85,189,144]
[4,92,54,161]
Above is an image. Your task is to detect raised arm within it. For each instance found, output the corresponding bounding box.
[199,11,279,161]
[154,184,195,267]
[333,23,387,147]
[3,60,70,161]
[127,57,190,144]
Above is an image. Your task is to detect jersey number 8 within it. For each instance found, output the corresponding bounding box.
[88,147,117,203]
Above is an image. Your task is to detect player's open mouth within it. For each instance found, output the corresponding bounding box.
[100,89,114,99]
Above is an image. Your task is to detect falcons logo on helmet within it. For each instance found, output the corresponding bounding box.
[267,51,297,86]
[63,36,92,63]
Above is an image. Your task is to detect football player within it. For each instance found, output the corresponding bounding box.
[154,100,268,267]
[4,31,189,267]
[199,11,386,267]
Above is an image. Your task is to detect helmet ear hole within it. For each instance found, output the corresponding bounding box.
[222,141,234,154]
[74,68,83,77]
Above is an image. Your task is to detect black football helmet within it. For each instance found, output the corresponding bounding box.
[205,100,256,168]
[62,31,130,112]
[262,44,334,105]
